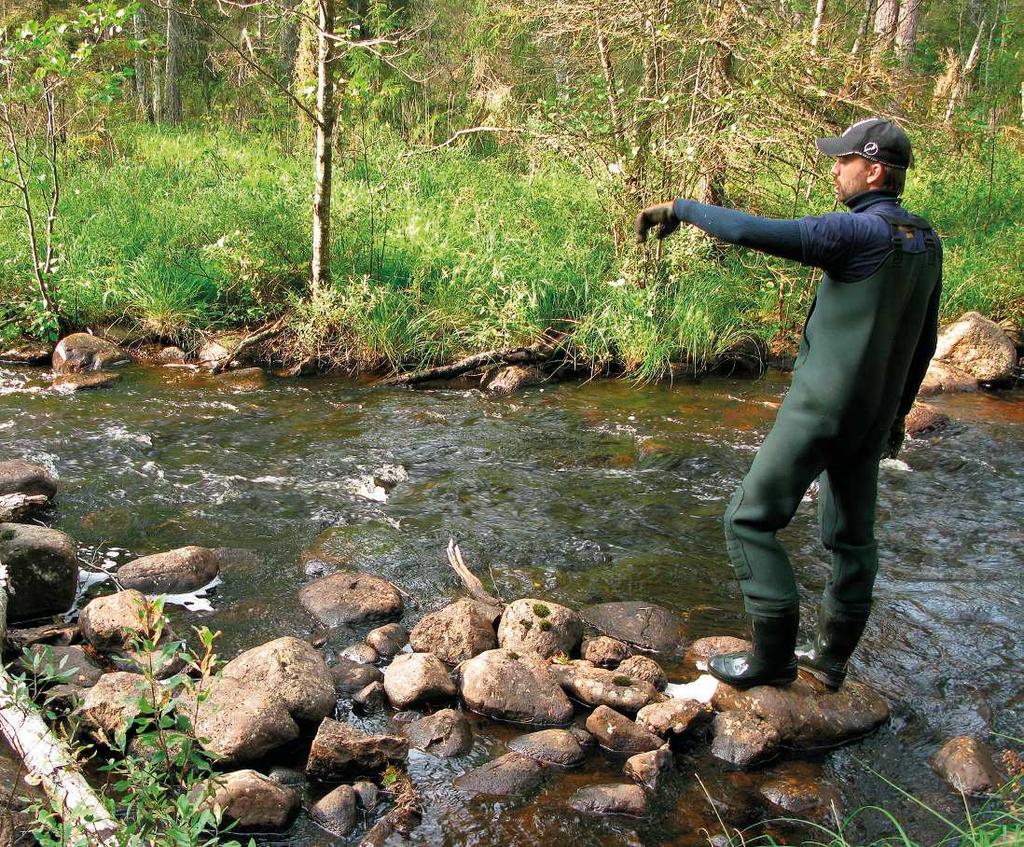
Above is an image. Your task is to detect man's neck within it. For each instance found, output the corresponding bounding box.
[843,189,901,212]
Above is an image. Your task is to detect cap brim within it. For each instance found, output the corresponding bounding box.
[814,136,853,157]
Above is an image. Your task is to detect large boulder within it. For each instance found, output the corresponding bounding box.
[298,572,404,628]
[453,752,545,798]
[581,601,687,654]
[117,546,221,594]
[410,599,498,664]
[201,770,299,830]
[508,729,586,768]
[919,362,978,396]
[585,706,662,754]
[401,709,474,758]
[497,598,583,659]
[79,672,150,741]
[184,677,300,764]
[221,637,335,723]
[931,736,1003,796]
[459,649,574,726]
[382,653,456,709]
[52,333,130,373]
[0,460,57,500]
[568,784,648,817]
[932,311,1018,383]
[550,661,661,714]
[306,718,408,781]
[0,523,77,623]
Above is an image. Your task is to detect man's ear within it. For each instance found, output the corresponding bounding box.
[867,162,885,187]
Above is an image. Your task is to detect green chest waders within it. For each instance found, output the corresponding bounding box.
[723,214,942,620]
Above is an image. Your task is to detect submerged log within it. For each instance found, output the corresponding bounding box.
[380,341,556,387]
[0,565,120,845]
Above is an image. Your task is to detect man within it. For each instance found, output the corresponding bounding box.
[635,118,942,690]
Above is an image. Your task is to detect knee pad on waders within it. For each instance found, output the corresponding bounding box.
[723,484,753,582]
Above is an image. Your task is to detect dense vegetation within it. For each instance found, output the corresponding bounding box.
[1,0,1021,381]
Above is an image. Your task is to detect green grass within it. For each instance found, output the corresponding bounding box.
[1,124,1020,377]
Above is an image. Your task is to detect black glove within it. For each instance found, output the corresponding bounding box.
[884,416,906,460]
[635,202,681,242]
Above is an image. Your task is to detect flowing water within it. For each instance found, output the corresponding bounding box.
[2,362,1022,845]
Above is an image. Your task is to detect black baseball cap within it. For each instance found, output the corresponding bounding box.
[815,117,913,170]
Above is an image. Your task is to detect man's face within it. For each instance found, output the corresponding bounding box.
[831,154,882,202]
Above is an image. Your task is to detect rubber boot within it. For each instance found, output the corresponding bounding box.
[708,613,799,689]
[795,607,869,690]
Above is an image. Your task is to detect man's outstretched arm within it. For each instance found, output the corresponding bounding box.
[636,199,805,263]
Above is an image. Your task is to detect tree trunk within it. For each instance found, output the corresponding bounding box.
[851,0,876,55]
[311,0,337,291]
[279,0,300,87]
[133,5,154,122]
[895,0,922,63]
[944,16,986,123]
[294,0,318,123]
[872,0,899,54]
[150,50,162,121]
[811,0,827,48]
[163,0,183,124]
[595,23,624,152]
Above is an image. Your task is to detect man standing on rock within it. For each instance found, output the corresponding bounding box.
[635,118,942,690]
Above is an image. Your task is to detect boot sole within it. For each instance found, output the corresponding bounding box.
[708,667,798,690]
[797,662,844,690]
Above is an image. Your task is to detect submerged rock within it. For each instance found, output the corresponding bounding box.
[306,718,408,781]
[0,459,57,500]
[299,572,404,628]
[460,648,574,726]
[340,642,380,665]
[498,598,583,659]
[0,523,77,623]
[551,661,662,714]
[221,636,336,723]
[410,598,498,664]
[0,342,52,364]
[454,752,545,797]
[932,311,1018,383]
[401,709,474,758]
[585,706,663,754]
[906,402,951,437]
[52,333,130,373]
[624,746,673,792]
[569,783,648,817]
[203,769,299,830]
[51,372,121,392]
[383,652,456,709]
[758,761,843,818]
[310,784,357,836]
[583,636,632,668]
[214,367,268,392]
[508,729,586,768]
[582,601,687,654]
[117,545,221,594]
[931,736,1002,796]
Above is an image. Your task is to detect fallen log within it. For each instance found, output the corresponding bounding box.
[379,341,554,387]
[209,314,288,374]
[0,564,119,845]
[446,539,504,609]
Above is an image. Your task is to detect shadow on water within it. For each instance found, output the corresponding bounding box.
[1,363,1022,845]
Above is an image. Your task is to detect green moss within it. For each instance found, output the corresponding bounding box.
[613,675,632,686]
[532,603,551,618]
[538,620,552,632]
[0,529,15,541]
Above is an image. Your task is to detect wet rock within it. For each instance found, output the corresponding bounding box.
[25,644,103,688]
[155,346,187,363]
[79,672,150,740]
[117,545,220,594]
[383,652,456,709]
[0,342,52,364]
[341,642,380,665]
[508,729,586,767]
[931,736,1002,796]
[711,711,781,767]
[79,590,158,651]
[0,459,57,500]
[906,402,951,437]
[203,769,299,829]
[221,636,336,723]
[636,698,713,740]
[52,333,130,373]
[585,706,663,754]
[624,745,673,792]
[366,623,408,658]
[353,681,387,711]
[616,655,668,691]
[919,362,978,396]
[685,636,752,671]
[570,725,596,748]
[582,601,687,655]
[267,767,307,791]
[402,709,474,758]
[453,752,545,797]
[410,598,498,664]
[330,658,383,697]
[551,661,661,714]
[214,367,268,391]
[353,780,379,810]
[460,648,574,726]
[486,365,544,395]
[310,784,357,836]
[712,676,890,750]
[569,783,648,817]
[306,718,408,781]
[583,636,632,668]
[299,572,404,628]
[498,598,583,659]
[198,338,235,369]
[185,677,300,764]
[933,311,1018,383]
[51,372,121,392]
[0,523,77,623]
[758,761,843,817]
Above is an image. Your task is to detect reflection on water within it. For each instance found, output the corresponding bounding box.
[2,363,1022,845]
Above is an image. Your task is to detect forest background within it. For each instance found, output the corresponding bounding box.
[0,0,1021,380]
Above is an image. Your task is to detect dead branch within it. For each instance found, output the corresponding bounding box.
[0,494,49,523]
[401,126,527,157]
[359,769,420,847]
[446,539,503,608]
[379,340,555,387]
[209,314,289,374]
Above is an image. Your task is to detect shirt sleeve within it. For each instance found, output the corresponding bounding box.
[797,212,860,274]
[672,199,804,263]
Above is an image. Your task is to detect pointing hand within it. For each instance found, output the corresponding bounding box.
[635,202,681,243]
